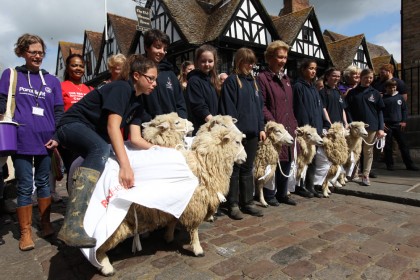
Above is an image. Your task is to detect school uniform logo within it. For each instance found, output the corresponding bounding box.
[368,94,375,102]
[339,96,343,103]
[166,77,173,91]
[255,90,259,97]
[397,100,402,105]
[45,86,52,93]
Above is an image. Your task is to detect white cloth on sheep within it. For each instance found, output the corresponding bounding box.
[78,145,198,268]
[313,147,331,185]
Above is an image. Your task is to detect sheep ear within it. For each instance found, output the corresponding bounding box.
[364,124,369,128]
[157,121,170,130]
[232,118,238,124]
[295,128,303,136]
[142,122,151,128]
[222,133,231,144]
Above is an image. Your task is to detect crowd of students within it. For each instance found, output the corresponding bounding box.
[0,29,418,250]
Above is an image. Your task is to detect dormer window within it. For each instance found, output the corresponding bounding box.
[302,26,313,42]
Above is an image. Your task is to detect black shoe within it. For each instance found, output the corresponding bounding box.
[277,196,297,206]
[241,204,263,217]
[295,186,314,198]
[369,171,377,178]
[386,165,394,171]
[407,165,419,171]
[307,185,323,198]
[266,197,280,207]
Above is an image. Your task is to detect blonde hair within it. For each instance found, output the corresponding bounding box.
[107,53,126,69]
[264,40,289,62]
[343,65,361,80]
[233,48,258,90]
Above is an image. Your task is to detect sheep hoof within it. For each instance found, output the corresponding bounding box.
[262,203,269,208]
[206,215,215,222]
[100,266,116,277]
[196,252,205,257]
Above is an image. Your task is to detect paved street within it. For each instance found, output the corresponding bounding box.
[1,162,420,280]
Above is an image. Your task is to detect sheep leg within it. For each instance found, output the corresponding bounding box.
[257,181,269,207]
[164,219,177,243]
[322,180,330,198]
[97,251,115,277]
[190,228,204,257]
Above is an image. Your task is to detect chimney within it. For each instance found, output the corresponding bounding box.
[279,0,310,16]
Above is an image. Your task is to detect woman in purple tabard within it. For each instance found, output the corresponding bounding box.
[0,34,64,251]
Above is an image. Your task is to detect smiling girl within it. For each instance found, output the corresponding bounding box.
[186,44,221,135]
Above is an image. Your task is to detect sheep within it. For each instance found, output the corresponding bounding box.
[320,122,349,197]
[337,121,368,185]
[295,125,324,186]
[142,112,193,149]
[253,121,294,207]
[96,124,247,276]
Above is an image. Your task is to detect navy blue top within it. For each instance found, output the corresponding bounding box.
[383,93,407,123]
[293,77,324,135]
[186,69,218,135]
[346,85,385,131]
[372,77,408,96]
[319,85,346,124]
[142,59,187,120]
[219,74,264,137]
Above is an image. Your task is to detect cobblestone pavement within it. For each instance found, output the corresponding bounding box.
[1,181,420,280]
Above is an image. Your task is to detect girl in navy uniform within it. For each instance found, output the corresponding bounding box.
[187,44,221,135]
[55,55,157,248]
[346,68,385,186]
[292,59,324,198]
[220,48,266,220]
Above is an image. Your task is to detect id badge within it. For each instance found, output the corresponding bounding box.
[32,106,44,116]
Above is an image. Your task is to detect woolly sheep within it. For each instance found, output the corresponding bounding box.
[321,122,349,197]
[253,121,294,207]
[295,125,323,185]
[96,124,247,276]
[338,121,368,185]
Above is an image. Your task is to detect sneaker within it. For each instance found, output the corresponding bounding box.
[361,176,370,186]
[51,191,63,203]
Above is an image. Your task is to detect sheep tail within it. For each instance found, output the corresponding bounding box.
[131,207,142,253]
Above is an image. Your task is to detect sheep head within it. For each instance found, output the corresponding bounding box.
[348,121,369,138]
[196,115,241,135]
[142,113,193,147]
[295,125,323,146]
[324,122,349,140]
[191,125,246,164]
[265,121,294,147]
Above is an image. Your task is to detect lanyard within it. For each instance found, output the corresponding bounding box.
[25,73,44,107]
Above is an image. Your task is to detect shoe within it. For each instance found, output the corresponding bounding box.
[386,165,394,171]
[265,197,280,207]
[407,165,419,171]
[228,205,243,220]
[17,205,35,251]
[294,186,314,198]
[0,236,4,245]
[241,203,263,217]
[277,196,297,206]
[369,172,377,178]
[0,198,16,214]
[307,185,323,198]
[361,176,370,186]
[51,191,62,203]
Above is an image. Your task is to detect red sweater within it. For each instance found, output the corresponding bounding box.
[61,80,93,111]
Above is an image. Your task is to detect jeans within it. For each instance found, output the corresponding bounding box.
[56,122,110,173]
[13,154,51,207]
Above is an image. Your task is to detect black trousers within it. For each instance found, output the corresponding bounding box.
[384,122,414,167]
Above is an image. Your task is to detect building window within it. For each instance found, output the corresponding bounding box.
[107,38,114,56]
[302,27,313,42]
[85,52,92,76]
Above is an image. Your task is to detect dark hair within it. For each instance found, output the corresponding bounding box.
[64,54,85,81]
[299,59,317,74]
[194,44,221,94]
[323,67,340,83]
[143,29,170,49]
[360,68,374,78]
[14,33,46,57]
[119,54,157,81]
[385,79,397,88]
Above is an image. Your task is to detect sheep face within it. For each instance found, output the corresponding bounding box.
[296,125,323,146]
[349,122,368,138]
[197,115,240,135]
[142,112,194,142]
[265,121,294,146]
[326,122,349,139]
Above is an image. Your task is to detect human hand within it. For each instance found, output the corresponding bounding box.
[376,130,385,139]
[119,165,134,189]
[400,122,406,131]
[259,131,266,141]
[45,139,58,149]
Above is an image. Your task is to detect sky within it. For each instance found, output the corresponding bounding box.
[0,0,401,75]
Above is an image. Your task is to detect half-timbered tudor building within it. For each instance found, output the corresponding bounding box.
[55,41,82,81]
[270,3,332,80]
[82,31,103,84]
[133,0,280,75]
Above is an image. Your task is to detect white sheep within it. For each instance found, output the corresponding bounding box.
[295,125,324,186]
[321,122,349,197]
[142,112,193,148]
[253,121,294,207]
[96,123,247,276]
[337,121,368,185]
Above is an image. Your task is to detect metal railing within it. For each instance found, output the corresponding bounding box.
[402,66,420,116]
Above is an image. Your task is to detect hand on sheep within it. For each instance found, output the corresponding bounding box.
[119,165,135,189]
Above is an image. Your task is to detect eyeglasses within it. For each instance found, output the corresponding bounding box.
[142,73,157,83]
[26,50,45,57]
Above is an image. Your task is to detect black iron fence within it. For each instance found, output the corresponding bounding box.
[402,65,420,116]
